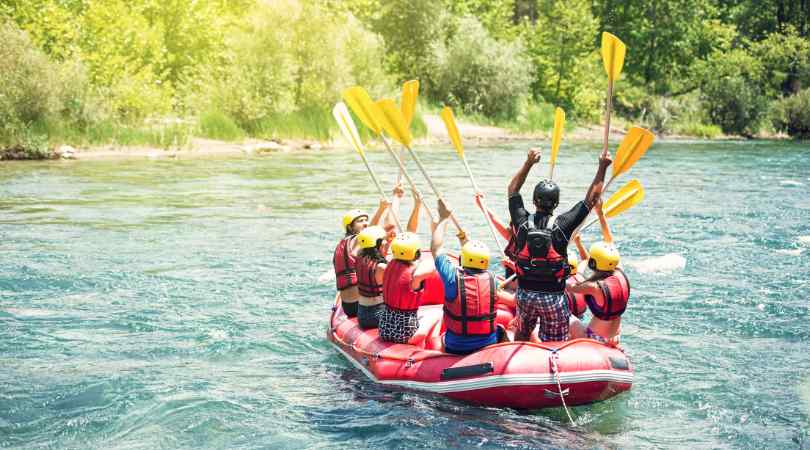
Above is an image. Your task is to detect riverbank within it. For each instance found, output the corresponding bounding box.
[0,113,780,162]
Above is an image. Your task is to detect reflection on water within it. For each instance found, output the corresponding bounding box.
[1,140,809,448]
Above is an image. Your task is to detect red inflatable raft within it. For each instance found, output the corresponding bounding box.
[327,255,633,409]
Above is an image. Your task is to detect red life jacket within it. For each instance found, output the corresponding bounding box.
[333,235,357,290]
[357,255,383,298]
[383,260,421,312]
[443,269,496,336]
[584,268,631,320]
[515,214,570,292]
[565,273,588,318]
[504,224,518,261]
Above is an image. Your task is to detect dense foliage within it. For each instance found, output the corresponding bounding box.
[2,0,809,152]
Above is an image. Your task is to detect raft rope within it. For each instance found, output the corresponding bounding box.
[550,351,576,426]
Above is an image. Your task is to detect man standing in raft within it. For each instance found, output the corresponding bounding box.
[507,147,611,341]
[431,200,499,354]
[568,199,630,345]
[333,200,390,318]
[378,232,436,343]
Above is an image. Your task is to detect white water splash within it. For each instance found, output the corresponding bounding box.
[799,236,810,245]
[626,253,687,274]
[780,180,804,187]
[318,270,335,283]
[776,248,804,256]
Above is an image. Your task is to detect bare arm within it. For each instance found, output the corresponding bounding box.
[574,233,588,260]
[370,199,389,226]
[407,189,421,233]
[584,152,612,208]
[569,279,599,294]
[508,148,542,196]
[596,198,614,244]
[430,199,452,255]
[374,262,387,285]
[411,258,436,288]
[475,193,510,239]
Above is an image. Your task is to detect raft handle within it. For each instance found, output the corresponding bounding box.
[543,388,570,399]
[441,362,494,380]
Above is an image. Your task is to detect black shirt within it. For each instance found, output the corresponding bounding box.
[508,193,591,290]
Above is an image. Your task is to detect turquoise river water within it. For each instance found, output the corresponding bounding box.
[1,140,809,449]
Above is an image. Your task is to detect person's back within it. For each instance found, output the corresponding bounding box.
[569,242,630,345]
[506,148,611,341]
[356,226,389,329]
[379,233,435,344]
[334,210,369,318]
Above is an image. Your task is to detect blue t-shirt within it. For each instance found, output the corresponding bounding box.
[434,254,498,353]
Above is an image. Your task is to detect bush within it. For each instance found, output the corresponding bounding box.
[697,48,768,137]
[771,89,810,139]
[512,100,556,133]
[674,122,723,139]
[198,111,245,141]
[430,15,533,119]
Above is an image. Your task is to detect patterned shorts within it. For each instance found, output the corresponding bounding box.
[586,327,608,344]
[515,288,570,342]
[357,303,384,330]
[379,307,419,344]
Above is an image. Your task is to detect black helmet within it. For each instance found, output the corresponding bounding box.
[533,179,559,211]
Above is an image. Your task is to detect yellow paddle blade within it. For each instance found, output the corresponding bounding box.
[440,106,463,158]
[613,127,654,178]
[601,32,626,81]
[332,102,365,157]
[401,80,419,129]
[375,98,413,148]
[342,86,382,135]
[550,107,565,166]
[603,179,644,218]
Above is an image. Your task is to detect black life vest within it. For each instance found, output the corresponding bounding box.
[443,269,496,336]
[515,214,570,292]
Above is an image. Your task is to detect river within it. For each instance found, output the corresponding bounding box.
[1,140,808,449]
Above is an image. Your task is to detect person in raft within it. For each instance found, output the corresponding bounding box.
[564,254,588,320]
[567,199,630,345]
[378,232,436,343]
[355,190,423,329]
[507,147,611,341]
[473,192,519,279]
[333,199,391,318]
[430,200,500,354]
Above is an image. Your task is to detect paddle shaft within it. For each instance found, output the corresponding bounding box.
[602,80,614,158]
[356,148,403,232]
[404,144,462,231]
[380,135,436,222]
[460,157,506,257]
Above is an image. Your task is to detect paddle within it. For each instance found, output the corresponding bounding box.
[398,80,419,185]
[548,107,565,180]
[604,127,654,191]
[501,179,644,286]
[579,179,644,231]
[440,106,506,256]
[600,32,626,158]
[375,98,462,231]
[342,86,436,222]
[332,102,403,231]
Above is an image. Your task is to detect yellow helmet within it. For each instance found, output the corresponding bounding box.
[568,256,579,275]
[461,241,490,270]
[391,232,421,261]
[357,226,385,249]
[342,209,368,230]
[588,241,620,272]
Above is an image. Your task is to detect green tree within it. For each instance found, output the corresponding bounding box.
[520,0,600,118]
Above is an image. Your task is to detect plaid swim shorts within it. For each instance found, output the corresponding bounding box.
[515,288,570,342]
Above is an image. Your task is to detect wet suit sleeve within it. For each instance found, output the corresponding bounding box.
[434,254,458,299]
[554,201,591,241]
